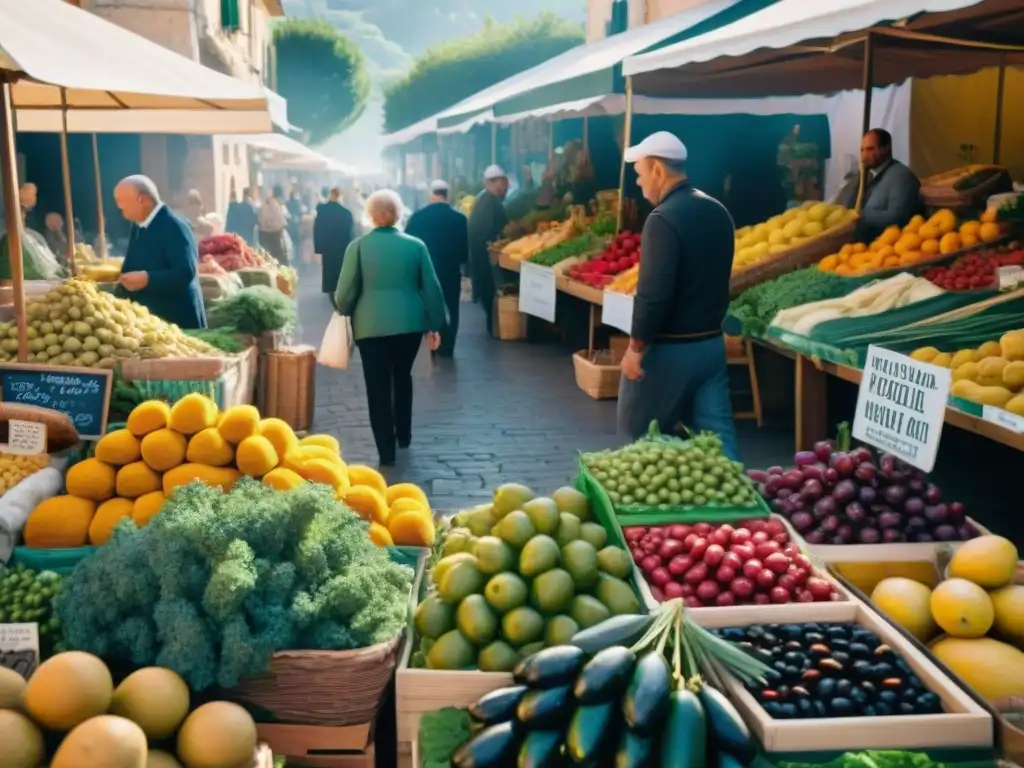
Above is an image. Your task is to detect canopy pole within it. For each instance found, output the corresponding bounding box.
[0,77,29,363]
[993,53,1006,165]
[855,33,875,214]
[59,88,77,274]
[490,123,497,165]
[616,76,634,233]
[583,117,589,152]
[91,134,108,258]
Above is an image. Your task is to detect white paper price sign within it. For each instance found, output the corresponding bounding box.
[982,405,1024,434]
[2,420,46,455]
[601,291,633,334]
[852,345,951,472]
[0,622,40,679]
[518,263,557,322]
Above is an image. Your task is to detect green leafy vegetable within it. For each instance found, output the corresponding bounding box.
[728,268,856,337]
[208,286,295,334]
[55,480,413,690]
[418,707,472,768]
[529,232,604,267]
[184,327,247,353]
[778,750,952,768]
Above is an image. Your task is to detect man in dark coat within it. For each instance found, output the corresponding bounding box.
[314,187,356,303]
[113,174,206,329]
[225,185,258,245]
[405,179,468,357]
[467,165,509,337]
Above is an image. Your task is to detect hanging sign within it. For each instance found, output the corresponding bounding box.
[601,291,633,335]
[0,364,112,440]
[0,623,39,679]
[852,345,951,472]
[518,263,557,323]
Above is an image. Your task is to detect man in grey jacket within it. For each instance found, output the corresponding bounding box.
[841,128,922,242]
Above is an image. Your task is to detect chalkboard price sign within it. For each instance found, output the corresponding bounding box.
[0,364,112,440]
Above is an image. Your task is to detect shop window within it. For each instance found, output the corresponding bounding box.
[221,0,241,31]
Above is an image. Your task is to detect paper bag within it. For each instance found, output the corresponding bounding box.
[318,314,352,369]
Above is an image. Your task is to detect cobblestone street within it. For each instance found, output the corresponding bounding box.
[297,273,793,512]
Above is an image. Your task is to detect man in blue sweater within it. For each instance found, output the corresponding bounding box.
[113,175,207,329]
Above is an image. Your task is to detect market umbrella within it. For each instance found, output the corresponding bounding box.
[0,0,273,362]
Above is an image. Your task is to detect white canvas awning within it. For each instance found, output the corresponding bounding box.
[222,132,339,170]
[1,0,272,134]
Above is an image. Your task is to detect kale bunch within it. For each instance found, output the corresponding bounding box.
[55,479,413,690]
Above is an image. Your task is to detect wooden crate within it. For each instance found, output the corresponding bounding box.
[714,600,994,755]
[258,721,374,768]
[261,345,316,431]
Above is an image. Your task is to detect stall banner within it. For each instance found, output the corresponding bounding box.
[853,345,951,473]
[0,622,39,679]
[518,262,557,323]
[0,364,112,440]
[601,291,633,334]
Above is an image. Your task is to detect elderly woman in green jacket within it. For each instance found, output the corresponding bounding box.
[334,189,448,466]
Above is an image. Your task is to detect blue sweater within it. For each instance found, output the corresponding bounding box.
[115,206,207,329]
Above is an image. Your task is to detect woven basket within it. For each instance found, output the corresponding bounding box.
[229,633,402,726]
[0,403,79,452]
[573,350,621,400]
[921,165,1014,211]
[730,220,857,297]
[494,295,527,341]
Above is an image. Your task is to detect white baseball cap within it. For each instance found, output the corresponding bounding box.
[429,179,449,193]
[623,131,688,164]
[483,164,507,181]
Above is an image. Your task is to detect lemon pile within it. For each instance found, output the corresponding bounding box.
[733,202,856,273]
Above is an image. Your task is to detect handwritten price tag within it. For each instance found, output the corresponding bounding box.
[518,263,557,323]
[3,420,46,455]
[601,291,633,334]
[0,623,39,679]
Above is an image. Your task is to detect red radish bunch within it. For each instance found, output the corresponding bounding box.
[567,230,640,287]
[198,234,262,271]
[924,244,1024,291]
[623,519,838,607]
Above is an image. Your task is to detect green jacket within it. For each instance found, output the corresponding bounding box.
[334,226,449,341]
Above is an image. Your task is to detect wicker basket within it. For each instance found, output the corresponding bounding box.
[730,220,857,296]
[493,295,527,341]
[921,165,1014,210]
[573,350,621,400]
[229,634,402,726]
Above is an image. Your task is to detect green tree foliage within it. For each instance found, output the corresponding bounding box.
[274,18,372,144]
[383,14,584,133]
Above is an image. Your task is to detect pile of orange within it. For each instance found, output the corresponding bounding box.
[817,207,1004,277]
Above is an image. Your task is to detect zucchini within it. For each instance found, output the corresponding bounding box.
[574,646,635,705]
[570,614,653,655]
[517,685,573,729]
[514,645,585,689]
[614,729,655,768]
[699,684,754,762]
[622,652,671,736]
[566,701,617,765]
[659,688,706,768]
[470,685,529,726]
[453,720,521,768]
[517,729,563,768]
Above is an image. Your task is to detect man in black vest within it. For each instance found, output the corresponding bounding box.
[113,175,206,329]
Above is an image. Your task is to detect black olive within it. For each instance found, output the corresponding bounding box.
[850,686,868,705]
[848,642,870,658]
[776,685,791,699]
[875,702,893,716]
[901,687,918,702]
[783,651,804,665]
[765,669,783,684]
[804,623,823,634]
[899,702,917,715]
[863,704,877,717]
[773,661,789,674]
[829,697,854,716]
[722,628,745,642]
[873,662,895,679]
[804,632,825,645]
[813,700,827,717]
[819,658,844,673]
[832,651,851,666]
[874,644,894,657]
[782,625,803,641]
[908,674,924,689]
[790,686,810,698]
[851,659,872,676]
[818,679,836,698]
[917,692,940,712]
[860,681,876,695]
[896,658,912,673]
[827,626,848,640]
[784,640,803,651]
[809,644,831,657]
[778,703,799,719]
[784,665,802,678]
[798,698,816,716]
[763,702,783,719]
[835,679,853,697]
[830,638,850,652]
[878,690,898,705]
[763,632,779,645]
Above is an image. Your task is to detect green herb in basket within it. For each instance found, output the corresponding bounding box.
[528,232,602,267]
[208,286,295,335]
[184,327,247,353]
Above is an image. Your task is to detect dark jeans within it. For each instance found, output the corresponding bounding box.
[356,332,422,463]
[438,279,460,357]
[616,335,740,461]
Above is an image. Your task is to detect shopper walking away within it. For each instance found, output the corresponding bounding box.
[333,190,448,466]
[286,184,305,255]
[183,189,216,239]
[113,174,207,329]
[225,186,258,245]
[258,189,289,265]
[404,179,468,357]
[467,165,509,336]
[617,132,739,461]
[315,187,356,307]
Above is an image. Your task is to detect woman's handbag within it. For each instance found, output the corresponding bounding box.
[318,314,353,369]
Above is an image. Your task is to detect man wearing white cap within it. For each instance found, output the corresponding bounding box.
[467,165,510,336]
[618,131,740,460]
[405,179,468,357]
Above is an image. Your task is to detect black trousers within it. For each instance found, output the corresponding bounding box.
[356,333,422,463]
[438,278,460,357]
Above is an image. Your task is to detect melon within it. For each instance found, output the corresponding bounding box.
[0,665,26,709]
[0,709,44,768]
[871,577,936,641]
[147,750,185,768]
[948,535,1018,588]
[930,578,994,638]
[24,650,113,731]
[990,583,1024,643]
[176,701,258,768]
[930,636,1024,702]
[52,715,148,768]
[110,667,191,739]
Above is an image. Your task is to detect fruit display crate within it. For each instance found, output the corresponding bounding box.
[257,720,375,768]
[711,600,994,757]
[804,517,992,567]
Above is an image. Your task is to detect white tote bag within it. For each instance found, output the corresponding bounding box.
[318,314,353,369]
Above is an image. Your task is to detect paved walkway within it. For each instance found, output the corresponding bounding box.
[297,273,793,512]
